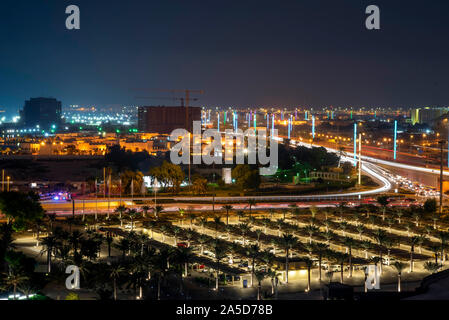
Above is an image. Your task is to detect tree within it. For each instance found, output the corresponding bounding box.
[149,161,185,193]
[409,236,420,272]
[342,237,355,277]
[1,270,29,299]
[315,243,329,282]
[392,261,406,292]
[424,198,437,215]
[424,261,441,274]
[333,252,348,284]
[127,208,140,231]
[120,170,144,195]
[153,205,164,219]
[40,235,57,273]
[303,257,314,292]
[114,205,127,225]
[192,175,208,194]
[246,244,260,287]
[279,234,298,284]
[222,205,233,225]
[254,270,266,300]
[376,196,389,221]
[373,228,387,274]
[0,191,45,231]
[247,199,257,217]
[109,263,125,300]
[267,268,281,298]
[232,164,261,190]
[69,230,83,260]
[213,242,228,290]
[141,205,150,218]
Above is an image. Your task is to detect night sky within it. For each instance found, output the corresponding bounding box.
[1,0,449,114]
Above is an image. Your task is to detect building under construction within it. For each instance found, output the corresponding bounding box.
[138,106,201,134]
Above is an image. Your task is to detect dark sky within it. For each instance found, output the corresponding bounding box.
[1,0,449,114]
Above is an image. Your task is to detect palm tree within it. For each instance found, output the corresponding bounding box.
[2,271,29,299]
[431,214,439,230]
[236,210,245,222]
[356,224,365,240]
[333,252,348,284]
[276,218,285,237]
[323,219,332,233]
[213,216,222,238]
[342,237,355,277]
[109,263,125,300]
[261,218,271,234]
[172,226,182,245]
[106,232,113,257]
[304,225,319,244]
[131,256,149,299]
[141,205,150,218]
[424,261,441,274]
[373,228,388,273]
[339,221,349,237]
[40,235,57,273]
[127,208,140,231]
[114,205,127,226]
[175,246,195,277]
[247,199,257,217]
[152,249,170,300]
[254,270,266,300]
[213,242,228,290]
[394,209,403,224]
[376,195,389,221]
[360,240,372,259]
[255,229,263,246]
[411,212,421,227]
[303,257,314,292]
[198,217,208,233]
[409,236,420,272]
[153,205,164,219]
[315,242,329,282]
[69,230,83,260]
[279,234,298,283]
[197,235,209,255]
[436,231,449,264]
[392,261,406,292]
[188,213,196,227]
[222,205,233,225]
[246,244,260,287]
[238,223,251,245]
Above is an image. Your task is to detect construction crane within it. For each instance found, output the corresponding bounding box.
[133,89,204,192]
[135,96,199,107]
[134,89,204,131]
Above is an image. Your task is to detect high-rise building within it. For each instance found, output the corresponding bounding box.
[22,97,62,130]
[138,106,201,133]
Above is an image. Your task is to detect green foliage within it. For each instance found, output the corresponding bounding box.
[424,198,437,214]
[120,170,144,195]
[232,164,260,190]
[149,161,185,193]
[0,192,45,231]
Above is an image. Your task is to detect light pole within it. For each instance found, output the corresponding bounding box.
[6,176,10,192]
[439,140,444,214]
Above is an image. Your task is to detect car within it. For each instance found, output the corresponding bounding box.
[124,224,133,229]
[177,242,188,248]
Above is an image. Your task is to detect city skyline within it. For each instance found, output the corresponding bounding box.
[1,0,449,114]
